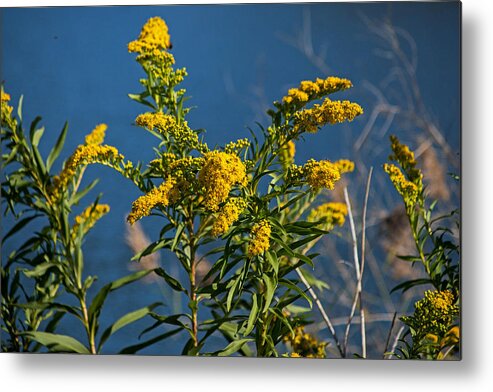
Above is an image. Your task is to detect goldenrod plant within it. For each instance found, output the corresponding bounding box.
[383,136,460,359]
[117,17,360,357]
[1,89,160,353]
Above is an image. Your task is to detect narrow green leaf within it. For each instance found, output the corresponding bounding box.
[46,121,69,171]
[215,338,253,357]
[98,303,161,352]
[23,331,90,353]
[119,328,182,354]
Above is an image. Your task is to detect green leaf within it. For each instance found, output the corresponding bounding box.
[2,214,40,243]
[262,273,277,313]
[244,294,258,336]
[22,262,61,278]
[119,328,182,354]
[31,127,45,148]
[155,268,186,292]
[88,270,154,325]
[214,338,254,357]
[98,303,161,352]
[23,331,89,353]
[46,121,69,171]
[265,251,279,275]
[390,278,434,294]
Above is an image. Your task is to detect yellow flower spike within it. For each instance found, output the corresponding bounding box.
[281,76,353,108]
[287,140,296,160]
[198,151,247,211]
[283,326,326,359]
[383,163,419,208]
[72,204,110,239]
[84,124,107,146]
[388,135,423,184]
[303,159,341,190]
[1,91,11,102]
[128,16,171,54]
[308,202,348,227]
[401,290,459,340]
[50,142,124,201]
[334,159,355,174]
[247,219,271,257]
[294,98,363,133]
[210,198,247,237]
[127,177,177,225]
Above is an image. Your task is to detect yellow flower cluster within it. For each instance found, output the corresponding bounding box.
[304,159,342,190]
[128,16,171,54]
[282,76,353,106]
[1,90,15,128]
[224,138,250,155]
[198,151,247,211]
[334,159,355,174]
[401,290,459,340]
[84,124,107,146]
[51,142,123,200]
[283,326,326,359]
[389,135,423,183]
[211,198,247,237]
[127,177,177,225]
[383,163,419,208]
[136,112,207,152]
[247,219,271,257]
[287,140,296,160]
[293,99,363,133]
[72,204,110,239]
[308,202,348,227]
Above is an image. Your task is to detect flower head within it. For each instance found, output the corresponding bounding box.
[85,124,107,146]
[401,290,459,340]
[308,202,348,227]
[283,325,326,359]
[198,151,247,211]
[281,76,353,108]
[247,219,271,257]
[72,204,110,239]
[383,163,419,209]
[303,159,341,190]
[128,16,171,53]
[127,177,176,225]
[293,99,363,133]
[210,198,247,237]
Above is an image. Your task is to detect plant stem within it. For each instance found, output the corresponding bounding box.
[80,295,96,354]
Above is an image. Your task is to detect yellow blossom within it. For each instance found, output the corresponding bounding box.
[281,76,353,107]
[383,163,419,208]
[334,159,355,174]
[72,204,110,239]
[127,177,176,224]
[128,16,171,53]
[1,90,15,127]
[50,142,123,200]
[308,202,348,227]
[198,151,247,211]
[287,140,296,160]
[294,98,363,133]
[211,198,247,237]
[224,138,250,155]
[389,135,423,184]
[304,159,341,190]
[84,124,107,146]
[401,290,459,340]
[247,219,271,257]
[283,326,326,359]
